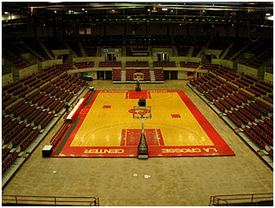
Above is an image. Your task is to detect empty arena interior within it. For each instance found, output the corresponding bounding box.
[1,1,274,206]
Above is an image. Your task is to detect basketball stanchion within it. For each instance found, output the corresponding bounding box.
[133,72,144,91]
[133,104,151,159]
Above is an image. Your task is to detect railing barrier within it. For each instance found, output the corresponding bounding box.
[209,192,273,206]
[2,195,99,206]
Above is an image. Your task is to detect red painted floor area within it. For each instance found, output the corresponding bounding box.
[51,90,235,158]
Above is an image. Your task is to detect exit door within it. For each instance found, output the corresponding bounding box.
[157,52,169,61]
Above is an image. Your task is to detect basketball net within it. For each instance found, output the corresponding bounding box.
[133,106,151,134]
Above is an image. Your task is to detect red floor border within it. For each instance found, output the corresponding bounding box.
[51,90,235,158]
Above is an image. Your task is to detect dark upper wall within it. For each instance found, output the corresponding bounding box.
[2,23,273,41]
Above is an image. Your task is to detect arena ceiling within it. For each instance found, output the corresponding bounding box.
[2,2,273,27]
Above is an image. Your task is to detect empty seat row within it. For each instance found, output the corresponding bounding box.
[234,92,248,103]
[126,61,149,67]
[239,90,254,100]
[3,81,19,92]
[250,102,269,116]
[18,87,34,98]
[255,99,273,113]
[244,104,262,119]
[2,151,19,173]
[227,111,242,127]
[99,61,121,67]
[26,108,43,123]
[180,61,200,68]
[219,98,232,110]
[20,129,40,151]
[226,83,238,91]
[20,105,36,120]
[3,97,17,108]
[214,100,226,112]
[6,100,25,114]
[3,116,12,127]
[250,85,267,95]
[13,103,31,118]
[232,109,249,125]
[212,88,223,98]
[263,96,273,104]
[204,92,214,102]
[2,146,11,158]
[3,122,25,144]
[240,76,255,84]
[41,113,55,129]
[11,125,33,147]
[34,110,48,126]
[250,124,273,146]
[113,69,121,81]
[257,120,273,137]
[229,94,242,105]
[208,90,219,100]
[238,107,255,122]
[23,77,36,85]
[244,127,266,149]
[264,117,273,128]
[153,61,176,67]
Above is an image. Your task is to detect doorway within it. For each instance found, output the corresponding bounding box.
[157,52,169,61]
[171,71,178,79]
[97,71,104,80]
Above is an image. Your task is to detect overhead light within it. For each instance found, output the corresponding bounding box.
[267,16,274,21]
[82,8,85,11]
[147,9,150,12]
[266,13,271,16]
[152,7,157,12]
[162,8,168,11]
[112,9,115,12]
[4,12,9,15]
[54,10,57,13]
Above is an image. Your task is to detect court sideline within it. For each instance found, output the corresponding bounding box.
[2,80,273,206]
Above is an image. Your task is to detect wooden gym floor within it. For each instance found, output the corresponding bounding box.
[2,80,273,206]
[52,89,234,157]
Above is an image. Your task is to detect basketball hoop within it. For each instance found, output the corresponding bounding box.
[133,106,151,120]
[133,72,144,82]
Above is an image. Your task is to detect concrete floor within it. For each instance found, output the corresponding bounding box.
[2,80,273,206]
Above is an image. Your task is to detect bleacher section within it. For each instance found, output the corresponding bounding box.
[126,61,149,67]
[2,65,87,180]
[187,66,273,168]
[153,61,176,67]
[74,61,95,69]
[99,61,121,67]
[180,61,200,68]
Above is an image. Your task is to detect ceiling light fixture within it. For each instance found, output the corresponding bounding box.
[162,8,168,11]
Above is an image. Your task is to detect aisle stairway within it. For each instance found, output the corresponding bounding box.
[150,71,156,82]
[121,70,126,82]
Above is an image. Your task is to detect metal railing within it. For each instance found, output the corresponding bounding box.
[209,192,273,206]
[2,195,99,206]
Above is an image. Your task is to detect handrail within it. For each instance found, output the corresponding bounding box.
[209,193,273,206]
[2,195,99,206]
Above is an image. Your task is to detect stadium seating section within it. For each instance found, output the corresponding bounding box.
[2,65,86,173]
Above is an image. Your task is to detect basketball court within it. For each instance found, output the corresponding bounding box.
[51,89,235,158]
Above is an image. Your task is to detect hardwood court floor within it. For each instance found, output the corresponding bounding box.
[52,90,234,157]
[2,80,273,206]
